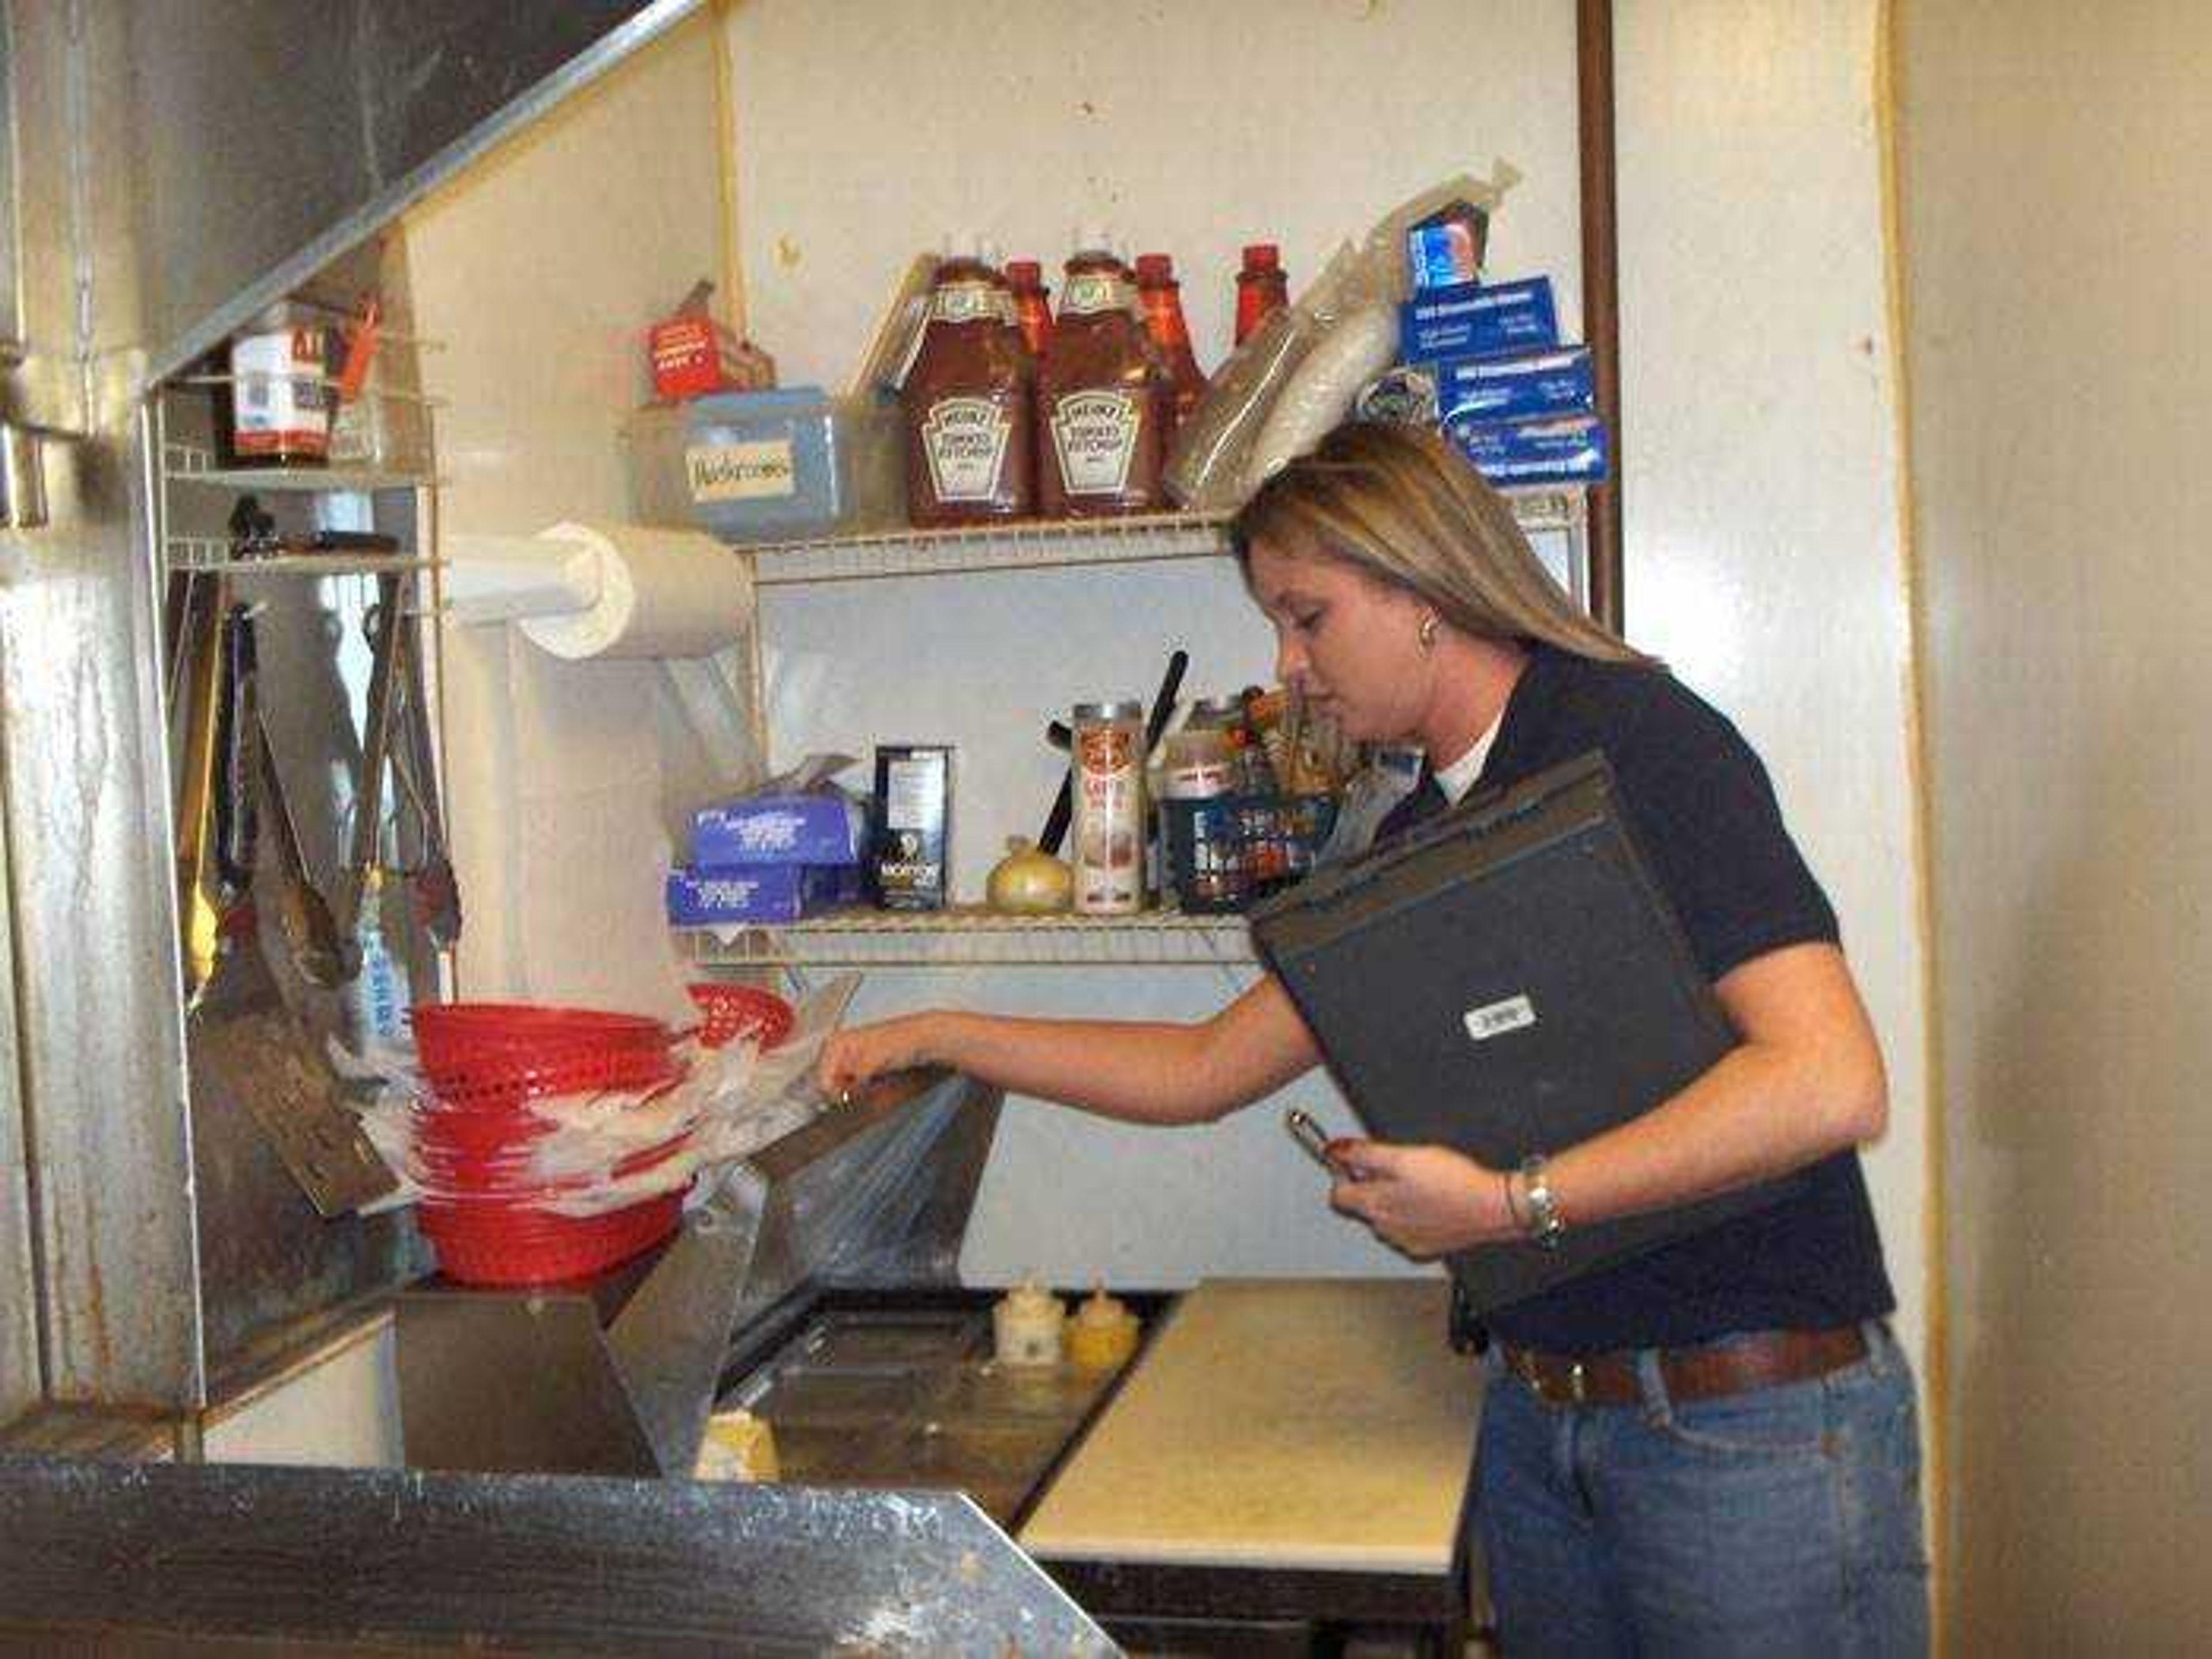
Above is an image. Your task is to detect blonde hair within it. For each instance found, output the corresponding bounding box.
[1229,420,1652,666]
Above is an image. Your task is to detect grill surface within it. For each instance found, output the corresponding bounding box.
[721,1293,1143,1524]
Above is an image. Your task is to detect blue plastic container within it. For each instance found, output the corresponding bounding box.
[681,387,894,543]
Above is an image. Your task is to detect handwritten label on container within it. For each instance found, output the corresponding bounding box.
[688,439,797,502]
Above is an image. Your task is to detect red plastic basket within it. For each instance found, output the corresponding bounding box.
[419,1192,681,1286]
[405,1001,704,1283]
[687,982,794,1051]
[412,1002,667,1063]
[419,1040,684,1111]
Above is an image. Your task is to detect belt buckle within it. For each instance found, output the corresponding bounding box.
[1513,1350,1590,1408]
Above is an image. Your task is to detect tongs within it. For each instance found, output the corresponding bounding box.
[341,581,461,950]
[172,577,232,1003]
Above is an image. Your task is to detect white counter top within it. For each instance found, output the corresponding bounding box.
[1018,1277,1484,1574]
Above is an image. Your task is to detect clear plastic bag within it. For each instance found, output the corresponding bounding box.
[1165,168,1517,512]
[349,974,860,1218]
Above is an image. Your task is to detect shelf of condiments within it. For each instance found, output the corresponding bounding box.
[176,297,437,483]
[629,198,1607,557]
[666,682,1362,964]
[740,493,1582,588]
[624,234,1258,547]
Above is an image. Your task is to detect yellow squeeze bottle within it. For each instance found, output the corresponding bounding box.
[1067,1286,1140,1372]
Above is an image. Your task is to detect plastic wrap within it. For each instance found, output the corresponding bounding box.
[354,974,859,1218]
[1164,168,1517,512]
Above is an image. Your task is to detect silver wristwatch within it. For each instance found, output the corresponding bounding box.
[1519,1154,1566,1250]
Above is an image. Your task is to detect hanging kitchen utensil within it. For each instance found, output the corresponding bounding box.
[172,577,232,1005]
[190,940,398,1219]
[211,601,262,902]
[334,574,406,938]
[163,572,198,713]
[255,704,358,989]
[387,608,462,948]
[1039,649,1187,857]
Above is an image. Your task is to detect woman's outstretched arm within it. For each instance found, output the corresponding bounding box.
[816,974,1323,1126]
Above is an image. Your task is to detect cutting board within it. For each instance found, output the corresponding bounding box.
[1018,1278,1483,1574]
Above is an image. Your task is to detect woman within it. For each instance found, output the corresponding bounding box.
[819,420,1928,1656]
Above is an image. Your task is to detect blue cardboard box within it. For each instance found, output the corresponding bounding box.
[666,862,862,927]
[1428,346,1594,425]
[1400,276,1559,362]
[691,791,867,868]
[1444,412,1610,487]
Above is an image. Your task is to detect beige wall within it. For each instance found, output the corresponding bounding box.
[1896,1,2212,1645]
[1615,0,1929,1377]
[404,14,733,1020]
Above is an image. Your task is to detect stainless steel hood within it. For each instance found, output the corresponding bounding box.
[0,0,705,1419]
[131,0,703,383]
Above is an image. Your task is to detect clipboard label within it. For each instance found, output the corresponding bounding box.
[1463,994,1537,1042]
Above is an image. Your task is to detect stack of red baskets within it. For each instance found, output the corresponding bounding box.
[409,1003,693,1286]
[408,988,796,1287]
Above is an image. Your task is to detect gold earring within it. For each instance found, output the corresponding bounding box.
[1418,612,1440,653]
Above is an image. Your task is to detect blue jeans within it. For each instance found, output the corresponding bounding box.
[1476,1322,1929,1657]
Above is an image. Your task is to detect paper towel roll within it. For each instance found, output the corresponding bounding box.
[517,521,753,661]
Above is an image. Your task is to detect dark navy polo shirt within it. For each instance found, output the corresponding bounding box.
[1378,643,1896,1354]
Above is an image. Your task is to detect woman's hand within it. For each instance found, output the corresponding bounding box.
[816,1012,957,1103]
[1325,1138,1517,1259]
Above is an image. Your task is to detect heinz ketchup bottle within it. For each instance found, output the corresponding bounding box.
[1234,243,1290,347]
[1036,230,1166,518]
[1006,259,1055,359]
[1135,253,1208,442]
[901,238,1036,526]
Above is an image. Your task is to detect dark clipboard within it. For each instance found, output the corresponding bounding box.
[1248,749,1806,1317]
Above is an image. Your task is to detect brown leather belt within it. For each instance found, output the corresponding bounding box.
[1500,1324,1869,1410]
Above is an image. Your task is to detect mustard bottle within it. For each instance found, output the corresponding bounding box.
[1067,1285,1140,1372]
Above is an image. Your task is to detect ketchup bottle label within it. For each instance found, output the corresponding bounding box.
[931,281,1000,326]
[1048,389,1141,495]
[921,395,1016,502]
[1061,271,1133,317]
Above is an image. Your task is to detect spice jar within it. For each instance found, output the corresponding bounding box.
[1071,699,1147,915]
[1067,1287,1141,1372]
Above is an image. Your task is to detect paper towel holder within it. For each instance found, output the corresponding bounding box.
[443,532,605,628]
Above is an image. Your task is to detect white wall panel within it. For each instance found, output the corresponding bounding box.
[1615,1,1927,1370]
[725,0,1584,385]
